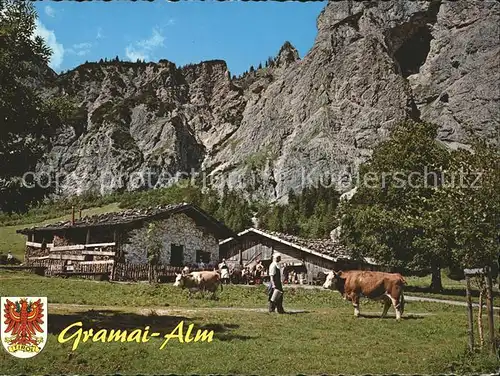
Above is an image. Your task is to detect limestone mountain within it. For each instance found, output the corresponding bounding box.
[39,0,499,200]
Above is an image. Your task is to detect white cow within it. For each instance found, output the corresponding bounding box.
[174,271,222,299]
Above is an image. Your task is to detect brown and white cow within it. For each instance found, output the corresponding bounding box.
[323,270,406,320]
[173,270,222,298]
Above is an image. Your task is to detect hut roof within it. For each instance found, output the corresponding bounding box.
[220,227,377,265]
[220,228,342,260]
[17,203,236,239]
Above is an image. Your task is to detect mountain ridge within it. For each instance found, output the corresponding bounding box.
[37,0,499,201]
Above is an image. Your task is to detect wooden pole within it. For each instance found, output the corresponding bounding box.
[466,275,474,352]
[111,229,118,281]
[478,286,484,348]
[484,267,496,354]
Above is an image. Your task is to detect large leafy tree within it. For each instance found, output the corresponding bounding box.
[0,0,64,212]
[340,121,452,291]
[437,141,500,271]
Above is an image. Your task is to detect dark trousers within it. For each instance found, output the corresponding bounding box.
[267,286,285,313]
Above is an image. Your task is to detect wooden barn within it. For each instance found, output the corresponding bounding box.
[17,203,235,281]
[219,228,379,284]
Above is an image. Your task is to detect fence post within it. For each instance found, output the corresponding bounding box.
[110,260,116,281]
[466,275,474,352]
[484,266,496,355]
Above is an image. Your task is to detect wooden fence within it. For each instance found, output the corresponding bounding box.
[113,263,185,282]
[24,259,212,283]
[76,261,114,274]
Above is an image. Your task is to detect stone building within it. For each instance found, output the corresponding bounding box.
[123,210,221,266]
[17,203,235,280]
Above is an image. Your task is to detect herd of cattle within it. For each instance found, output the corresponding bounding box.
[174,269,407,320]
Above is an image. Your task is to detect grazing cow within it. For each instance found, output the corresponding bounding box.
[323,270,406,320]
[173,271,222,299]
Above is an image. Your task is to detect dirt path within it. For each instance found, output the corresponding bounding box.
[404,295,499,310]
[45,287,497,314]
[282,285,500,310]
[49,304,310,315]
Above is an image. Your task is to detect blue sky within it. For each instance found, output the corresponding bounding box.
[34,1,326,75]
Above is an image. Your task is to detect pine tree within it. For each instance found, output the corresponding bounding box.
[267,57,274,68]
[267,206,283,233]
[282,207,299,234]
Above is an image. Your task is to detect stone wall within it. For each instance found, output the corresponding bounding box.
[123,213,219,266]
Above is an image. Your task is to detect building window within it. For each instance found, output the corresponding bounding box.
[196,250,210,264]
[170,244,184,267]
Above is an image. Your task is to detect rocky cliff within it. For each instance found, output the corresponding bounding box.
[40,0,499,200]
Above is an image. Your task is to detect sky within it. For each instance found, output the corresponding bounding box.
[33,1,327,76]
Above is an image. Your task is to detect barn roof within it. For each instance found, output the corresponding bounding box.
[219,227,369,263]
[16,203,236,239]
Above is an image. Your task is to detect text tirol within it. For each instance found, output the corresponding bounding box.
[57,321,214,351]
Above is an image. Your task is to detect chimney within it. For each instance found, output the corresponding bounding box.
[71,206,75,226]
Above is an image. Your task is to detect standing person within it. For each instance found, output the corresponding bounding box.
[198,260,205,270]
[241,267,249,284]
[289,270,296,284]
[7,251,13,265]
[219,258,230,285]
[268,253,285,314]
[255,259,264,284]
[232,264,242,284]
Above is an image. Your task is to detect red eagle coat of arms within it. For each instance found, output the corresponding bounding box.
[1,297,48,358]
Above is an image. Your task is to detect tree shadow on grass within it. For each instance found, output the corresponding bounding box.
[283,310,311,315]
[358,313,424,320]
[197,323,254,342]
[48,310,254,342]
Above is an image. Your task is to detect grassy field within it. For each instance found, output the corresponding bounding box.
[0,270,499,374]
[0,203,121,261]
